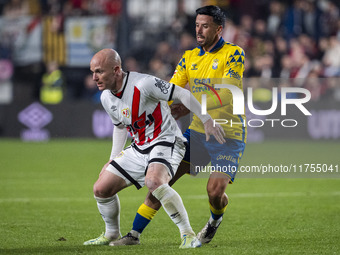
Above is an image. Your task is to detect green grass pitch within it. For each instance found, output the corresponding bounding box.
[0,139,339,254]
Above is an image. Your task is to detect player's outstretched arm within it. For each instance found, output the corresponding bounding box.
[171,85,225,144]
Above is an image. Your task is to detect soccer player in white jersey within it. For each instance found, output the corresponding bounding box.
[83,49,225,248]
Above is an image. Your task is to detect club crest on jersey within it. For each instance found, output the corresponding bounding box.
[154,78,171,94]
[115,151,124,158]
[122,108,130,118]
[212,59,219,70]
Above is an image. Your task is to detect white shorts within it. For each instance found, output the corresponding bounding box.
[106,138,186,189]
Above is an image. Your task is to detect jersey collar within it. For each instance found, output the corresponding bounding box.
[111,71,129,98]
[198,37,225,56]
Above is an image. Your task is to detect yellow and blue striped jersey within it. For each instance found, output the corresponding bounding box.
[170,37,247,142]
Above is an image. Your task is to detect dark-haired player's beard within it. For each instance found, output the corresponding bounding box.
[196,33,219,51]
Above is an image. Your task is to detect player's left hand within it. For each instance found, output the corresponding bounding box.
[204,118,226,144]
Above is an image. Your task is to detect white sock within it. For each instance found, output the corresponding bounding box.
[95,195,121,240]
[152,183,194,237]
[208,215,223,227]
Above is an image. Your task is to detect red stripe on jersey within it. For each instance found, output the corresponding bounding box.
[132,87,146,145]
[131,87,163,146]
[147,102,162,143]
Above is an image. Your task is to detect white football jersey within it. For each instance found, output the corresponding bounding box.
[101,72,186,151]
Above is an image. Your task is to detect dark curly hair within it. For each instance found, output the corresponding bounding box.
[196,5,226,28]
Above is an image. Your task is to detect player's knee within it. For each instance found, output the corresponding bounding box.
[145,176,164,193]
[93,182,112,198]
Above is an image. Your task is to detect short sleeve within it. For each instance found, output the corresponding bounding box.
[223,46,245,88]
[169,52,189,88]
[100,91,121,126]
[140,75,175,102]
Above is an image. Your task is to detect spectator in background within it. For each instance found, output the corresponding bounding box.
[284,0,304,39]
[63,0,86,16]
[322,36,340,77]
[320,0,339,37]
[148,41,176,80]
[2,0,28,18]
[253,19,270,40]
[301,0,322,41]
[123,56,140,72]
[178,32,196,51]
[40,61,65,104]
[267,1,284,37]
[292,53,313,84]
[153,41,174,67]
[272,36,288,76]
[279,54,293,79]
[317,37,328,60]
[44,0,65,33]
[148,57,172,81]
[298,34,318,59]
[303,70,323,101]
[260,54,275,78]
[82,73,101,103]
[239,15,253,35]
[222,18,238,43]
[170,0,196,38]
[336,18,340,41]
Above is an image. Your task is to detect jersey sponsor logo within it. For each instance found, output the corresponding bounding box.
[192,78,222,106]
[154,78,171,94]
[212,59,219,70]
[191,63,198,70]
[122,108,130,118]
[111,105,117,112]
[193,78,211,86]
[216,154,237,163]
[226,68,241,80]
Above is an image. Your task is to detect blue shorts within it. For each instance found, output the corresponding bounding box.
[182,129,246,183]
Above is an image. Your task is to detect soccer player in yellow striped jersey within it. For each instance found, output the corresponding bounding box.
[110,5,247,246]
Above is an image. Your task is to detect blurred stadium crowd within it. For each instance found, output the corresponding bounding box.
[0,0,340,104]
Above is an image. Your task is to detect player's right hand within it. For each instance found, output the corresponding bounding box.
[204,118,226,144]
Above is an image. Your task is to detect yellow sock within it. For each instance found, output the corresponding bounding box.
[137,203,158,220]
[132,203,158,234]
[209,202,227,220]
